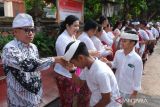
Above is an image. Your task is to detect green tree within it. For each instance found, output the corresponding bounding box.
[146,0,160,21]
[24,0,45,18]
[84,0,102,21]
[119,0,147,20]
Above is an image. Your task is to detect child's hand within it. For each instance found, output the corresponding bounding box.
[64,62,76,72]
[89,50,100,57]
[100,57,109,63]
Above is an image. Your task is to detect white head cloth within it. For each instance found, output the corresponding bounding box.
[120,32,139,41]
[12,13,34,28]
[148,22,153,26]
[132,21,140,25]
[64,40,81,61]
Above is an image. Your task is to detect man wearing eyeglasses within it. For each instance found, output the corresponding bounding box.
[1,13,66,107]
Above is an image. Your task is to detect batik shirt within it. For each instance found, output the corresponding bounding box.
[1,38,54,106]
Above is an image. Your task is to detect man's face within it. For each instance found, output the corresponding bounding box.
[120,39,134,50]
[70,55,86,69]
[13,27,35,44]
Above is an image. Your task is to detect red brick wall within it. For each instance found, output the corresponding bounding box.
[12,0,25,17]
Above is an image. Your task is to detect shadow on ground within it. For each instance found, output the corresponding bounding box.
[44,98,61,107]
[45,93,160,107]
[135,93,160,107]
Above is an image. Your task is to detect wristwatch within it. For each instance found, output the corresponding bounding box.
[69,68,76,74]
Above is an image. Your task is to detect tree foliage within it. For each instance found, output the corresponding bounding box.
[24,0,45,17]
[24,0,160,22]
[146,0,160,21]
[84,0,102,21]
[119,0,147,20]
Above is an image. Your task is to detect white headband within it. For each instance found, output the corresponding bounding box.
[132,22,140,25]
[64,40,81,61]
[120,32,139,41]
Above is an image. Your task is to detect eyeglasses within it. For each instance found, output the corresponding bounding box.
[18,27,35,34]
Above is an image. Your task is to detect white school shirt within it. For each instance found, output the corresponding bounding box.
[146,29,156,40]
[78,32,96,50]
[100,30,113,47]
[91,36,112,57]
[107,32,115,40]
[138,29,149,56]
[112,49,143,94]
[55,30,75,78]
[138,29,149,40]
[56,30,75,55]
[80,59,121,107]
[151,27,159,38]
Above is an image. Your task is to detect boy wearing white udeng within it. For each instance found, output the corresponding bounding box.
[64,41,121,107]
[107,31,143,107]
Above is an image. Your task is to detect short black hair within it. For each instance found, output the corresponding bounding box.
[98,16,107,25]
[125,30,137,34]
[97,24,103,32]
[140,20,147,26]
[84,19,98,32]
[65,41,89,60]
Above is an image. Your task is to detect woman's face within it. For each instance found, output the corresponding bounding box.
[96,30,103,38]
[88,28,98,37]
[102,20,109,28]
[67,20,80,36]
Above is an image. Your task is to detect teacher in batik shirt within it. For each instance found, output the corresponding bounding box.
[1,13,66,107]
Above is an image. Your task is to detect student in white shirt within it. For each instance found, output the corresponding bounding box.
[91,25,113,57]
[145,24,156,54]
[138,21,150,58]
[64,41,121,107]
[104,31,143,107]
[98,16,113,47]
[112,21,123,51]
[78,19,100,57]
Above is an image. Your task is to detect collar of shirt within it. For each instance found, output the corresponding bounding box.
[85,58,97,73]
[15,38,32,49]
[122,49,135,57]
[64,30,76,41]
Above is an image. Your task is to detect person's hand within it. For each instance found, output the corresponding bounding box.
[104,46,113,51]
[54,56,68,67]
[89,50,100,57]
[100,57,109,63]
[128,91,138,106]
[130,91,137,99]
[64,62,75,71]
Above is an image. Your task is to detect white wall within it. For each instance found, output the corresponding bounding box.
[4,1,13,17]
[0,0,3,3]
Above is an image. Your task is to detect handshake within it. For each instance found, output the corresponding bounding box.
[53,56,76,73]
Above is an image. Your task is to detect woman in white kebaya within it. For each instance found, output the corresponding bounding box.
[55,15,80,106]
[55,15,90,107]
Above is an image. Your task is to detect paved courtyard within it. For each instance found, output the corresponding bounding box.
[46,41,160,107]
[135,41,160,107]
